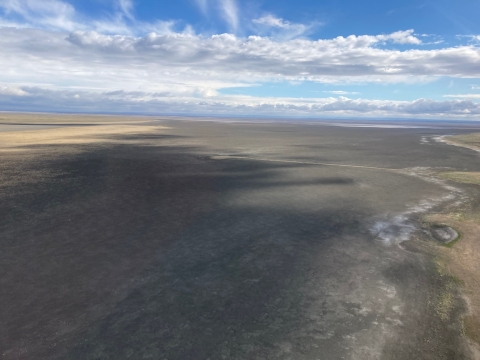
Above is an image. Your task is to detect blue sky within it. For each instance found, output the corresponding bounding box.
[0,0,480,119]
[67,0,480,38]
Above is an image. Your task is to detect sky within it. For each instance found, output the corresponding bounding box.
[1,0,480,119]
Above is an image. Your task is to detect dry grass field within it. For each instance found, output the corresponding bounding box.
[0,125,163,149]
[445,133,480,152]
[438,172,480,186]
[0,112,153,125]
[0,113,167,152]
[425,211,480,357]
[427,132,480,356]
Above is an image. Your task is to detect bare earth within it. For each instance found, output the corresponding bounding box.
[2,113,480,359]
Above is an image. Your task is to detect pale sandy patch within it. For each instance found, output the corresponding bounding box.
[0,112,156,125]
[0,125,166,150]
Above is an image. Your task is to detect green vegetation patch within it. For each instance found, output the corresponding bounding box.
[438,172,480,186]
[449,133,480,148]
[442,230,462,248]
[432,256,460,322]
[422,221,461,247]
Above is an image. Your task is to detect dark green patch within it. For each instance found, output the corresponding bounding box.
[442,229,462,248]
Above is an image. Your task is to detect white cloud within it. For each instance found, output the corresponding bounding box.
[0,0,182,36]
[0,0,77,31]
[324,91,360,95]
[0,85,29,96]
[376,30,421,45]
[444,94,480,99]
[253,15,291,28]
[195,0,208,15]
[252,15,316,40]
[219,0,238,32]
[194,0,239,32]
[117,0,134,21]
[0,27,478,115]
[58,30,478,81]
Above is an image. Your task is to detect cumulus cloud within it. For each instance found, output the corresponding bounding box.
[58,30,479,81]
[376,30,422,45]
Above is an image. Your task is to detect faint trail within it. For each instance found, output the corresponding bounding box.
[211,155,401,172]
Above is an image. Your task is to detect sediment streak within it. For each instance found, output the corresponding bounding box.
[211,155,400,172]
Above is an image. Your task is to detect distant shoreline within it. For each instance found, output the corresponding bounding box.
[1,111,480,128]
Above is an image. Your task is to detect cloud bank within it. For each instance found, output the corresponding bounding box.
[1,86,479,119]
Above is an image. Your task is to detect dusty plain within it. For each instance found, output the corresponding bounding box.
[2,114,480,359]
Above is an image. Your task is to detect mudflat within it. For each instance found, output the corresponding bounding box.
[2,114,480,359]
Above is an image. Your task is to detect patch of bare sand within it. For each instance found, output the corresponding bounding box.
[0,112,155,125]
[0,124,166,150]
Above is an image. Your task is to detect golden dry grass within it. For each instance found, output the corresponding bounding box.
[430,132,480,356]
[438,172,480,186]
[0,113,168,151]
[0,125,163,150]
[0,112,153,125]
[425,213,480,350]
[445,133,480,152]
